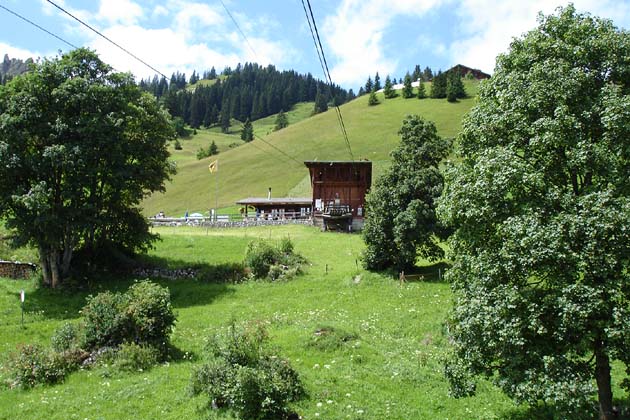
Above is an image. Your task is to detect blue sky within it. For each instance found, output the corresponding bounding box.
[1,0,629,90]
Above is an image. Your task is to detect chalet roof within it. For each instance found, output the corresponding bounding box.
[236,197,311,206]
[303,160,371,165]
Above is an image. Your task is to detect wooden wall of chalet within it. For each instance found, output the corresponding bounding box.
[305,161,372,217]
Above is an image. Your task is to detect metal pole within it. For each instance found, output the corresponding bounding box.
[215,160,219,222]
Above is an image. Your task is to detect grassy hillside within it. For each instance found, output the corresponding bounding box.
[0,225,520,419]
[143,82,479,217]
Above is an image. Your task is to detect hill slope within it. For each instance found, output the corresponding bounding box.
[143,81,479,217]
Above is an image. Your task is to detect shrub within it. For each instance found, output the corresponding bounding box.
[190,323,304,419]
[10,345,74,389]
[244,238,306,281]
[114,343,159,372]
[81,291,128,350]
[278,237,294,254]
[81,281,175,353]
[51,322,79,352]
[244,240,281,278]
[125,281,176,351]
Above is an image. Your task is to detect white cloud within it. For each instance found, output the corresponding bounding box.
[0,42,49,61]
[323,0,445,87]
[174,2,223,40]
[448,0,630,74]
[96,0,144,26]
[35,0,296,79]
[152,5,169,18]
[89,25,240,79]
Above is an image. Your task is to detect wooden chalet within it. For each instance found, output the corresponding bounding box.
[304,160,372,231]
[447,64,490,80]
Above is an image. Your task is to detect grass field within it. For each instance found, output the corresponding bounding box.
[143,82,479,217]
[0,224,523,420]
[1,225,628,419]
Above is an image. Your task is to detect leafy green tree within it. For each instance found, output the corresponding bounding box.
[274,110,289,131]
[383,75,396,99]
[417,81,426,99]
[0,48,175,287]
[172,116,190,137]
[437,6,630,419]
[402,72,414,98]
[363,115,451,270]
[241,118,254,142]
[430,70,447,98]
[367,89,379,106]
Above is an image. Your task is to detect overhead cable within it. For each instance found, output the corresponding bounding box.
[301,0,355,162]
[0,3,79,50]
[45,0,168,79]
[218,0,258,62]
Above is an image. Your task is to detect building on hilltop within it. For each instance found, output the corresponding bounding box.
[447,64,491,80]
[305,160,372,232]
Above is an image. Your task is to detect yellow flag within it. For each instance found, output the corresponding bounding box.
[208,160,218,173]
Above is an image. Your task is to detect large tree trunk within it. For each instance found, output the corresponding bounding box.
[61,227,74,278]
[48,250,61,289]
[39,246,52,287]
[595,341,614,420]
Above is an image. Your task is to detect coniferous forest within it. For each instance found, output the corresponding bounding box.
[139,63,350,129]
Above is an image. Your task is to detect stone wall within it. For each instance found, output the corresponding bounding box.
[0,261,37,279]
[150,219,314,228]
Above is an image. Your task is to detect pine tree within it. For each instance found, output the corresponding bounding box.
[412,65,421,82]
[358,86,365,96]
[383,75,396,98]
[446,71,466,102]
[402,72,414,98]
[374,72,381,91]
[274,110,289,131]
[422,66,433,81]
[209,140,218,155]
[190,70,199,84]
[368,89,379,106]
[313,89,328,114]
[209,66,217,79]
[364,76,373,94]
[430,70,447,98]
[241,118,253,141]
[220,106,230,133]
[417,81,426,99]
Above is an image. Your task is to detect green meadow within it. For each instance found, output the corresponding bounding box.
[143,82,479,217]
[0,225,529,420]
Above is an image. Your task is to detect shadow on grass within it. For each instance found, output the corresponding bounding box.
[404,261,451,283]
[499,398,630,420]
[22,257,242,321]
